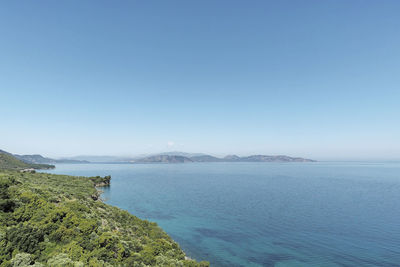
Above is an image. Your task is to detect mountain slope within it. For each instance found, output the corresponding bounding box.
[13,154,56,164]
[14,154,89,164]
[0,151,54,170]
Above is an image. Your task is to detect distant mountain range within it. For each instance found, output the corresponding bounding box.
[58,155,133,163]
[0,150,89,164]
[13,154,90,164]
[133,153,315,163]
[155,151,209,158]
[134,155,194,163]
[1,149,316,165]
[0,150,54,170]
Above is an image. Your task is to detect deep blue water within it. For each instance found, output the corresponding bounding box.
[45,162,400,266]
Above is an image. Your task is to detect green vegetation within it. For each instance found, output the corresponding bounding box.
[0,152,54,171]
[0,170,208,266]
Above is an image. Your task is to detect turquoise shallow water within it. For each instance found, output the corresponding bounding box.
[45,162,400,266]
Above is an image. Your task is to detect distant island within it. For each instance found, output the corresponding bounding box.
[133,153,316,163]
[135,155,195,163]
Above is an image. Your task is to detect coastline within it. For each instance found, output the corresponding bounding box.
[93,175,201,264]
[0,169,209,266]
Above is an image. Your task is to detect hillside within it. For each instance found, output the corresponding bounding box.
[0,151,54,170]
[13,154,89,164]
[0,170,208,266]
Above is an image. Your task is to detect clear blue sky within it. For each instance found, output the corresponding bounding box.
[1,0,399,160]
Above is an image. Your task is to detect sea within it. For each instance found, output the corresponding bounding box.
[45,162,400,266]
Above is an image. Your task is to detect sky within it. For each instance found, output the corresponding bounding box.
[1,0,399,160]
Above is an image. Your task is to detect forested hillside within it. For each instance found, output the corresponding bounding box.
[0,170,208,266]
[0,151,54,170]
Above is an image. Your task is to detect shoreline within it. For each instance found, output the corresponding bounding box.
[93,176,200,264]
[0,169,209,266]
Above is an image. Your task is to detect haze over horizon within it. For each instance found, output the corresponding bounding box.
[1,1,399,161]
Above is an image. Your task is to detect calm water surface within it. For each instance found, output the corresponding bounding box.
[45,162,400,266]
